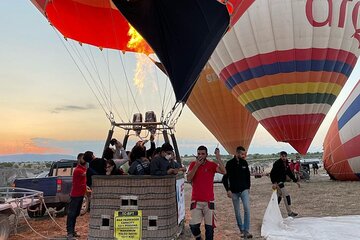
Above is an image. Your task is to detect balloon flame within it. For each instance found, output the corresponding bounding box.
[127,24,148,54]
[134,55,151,91]
[127,24,153,91]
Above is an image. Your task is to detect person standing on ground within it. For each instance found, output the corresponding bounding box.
[187,146,226,240]
[294,159,301,180]
[66,153,87,240]
[270,151,300,217]
[222,146,252,239]
[313,162,319,175]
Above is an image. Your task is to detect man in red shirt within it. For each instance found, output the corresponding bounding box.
[67,153,87,240]
[187,146,226,240]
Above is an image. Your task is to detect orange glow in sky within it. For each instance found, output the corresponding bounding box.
[0,140,65,155]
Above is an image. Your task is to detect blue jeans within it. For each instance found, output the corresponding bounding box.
[66,196,83,235]
[231,190,250,232]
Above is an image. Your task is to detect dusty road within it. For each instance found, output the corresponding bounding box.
[8,169,360,239]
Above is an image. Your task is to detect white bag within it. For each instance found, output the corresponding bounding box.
[261,190,283,238]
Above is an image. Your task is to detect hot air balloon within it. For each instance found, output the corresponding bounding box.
[187,64,258,154]
[209,0,360,154]
[323,80,360,181]
[29,0,253,156]
[31,0,254,103]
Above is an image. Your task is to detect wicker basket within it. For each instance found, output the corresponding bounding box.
[88,175,184,240]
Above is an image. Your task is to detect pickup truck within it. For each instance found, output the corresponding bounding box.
[13,159,89,218]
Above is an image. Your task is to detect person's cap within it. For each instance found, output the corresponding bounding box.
[161,142,174,152]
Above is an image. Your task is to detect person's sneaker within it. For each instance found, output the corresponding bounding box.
[288,212,298,217]
[243,231,253,239]
[73,232,81,238]
[240,230,244,237]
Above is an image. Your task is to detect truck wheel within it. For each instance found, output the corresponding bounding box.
[80,195,89,215]
[27,204,46,218]
[0,214,10,240]
[55,203,66,212]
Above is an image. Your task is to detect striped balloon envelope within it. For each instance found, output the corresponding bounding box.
[187,64,258,155]
[209,0,360,154]
[323,80,360,181]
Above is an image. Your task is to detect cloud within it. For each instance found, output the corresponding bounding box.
[51,104,96,113]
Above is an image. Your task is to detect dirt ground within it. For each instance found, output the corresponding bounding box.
[8,169,360,239]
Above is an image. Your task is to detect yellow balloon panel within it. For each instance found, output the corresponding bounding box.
[187,64,258,155]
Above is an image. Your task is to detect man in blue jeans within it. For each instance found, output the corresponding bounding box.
[222,146,252,238]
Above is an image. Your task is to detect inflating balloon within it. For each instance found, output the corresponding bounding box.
[210,0,360,154]
[323,80,360,181]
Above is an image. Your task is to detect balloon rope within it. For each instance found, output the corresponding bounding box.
[51,26,109,117]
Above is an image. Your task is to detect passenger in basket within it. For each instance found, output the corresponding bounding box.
[84,151,106,188]
[110,138,128,160]
[149,142,183,176]
[103,145,129,169]
[66,153,86,240]
[187,146,226,240]
[128,145,150,175]
[105,159,125,175]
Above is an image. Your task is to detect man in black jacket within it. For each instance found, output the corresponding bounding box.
[222,146,252,239]
[270,151,300,217]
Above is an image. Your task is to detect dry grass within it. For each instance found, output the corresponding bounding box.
[8,169,360,240]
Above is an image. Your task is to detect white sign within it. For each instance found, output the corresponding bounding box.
[176,178,185,224]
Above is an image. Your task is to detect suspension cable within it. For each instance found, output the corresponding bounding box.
[102,50,126,123]
[52,27,109,117]
[118,52,142,117]
[78,44,112,110]
[68,41,112,112]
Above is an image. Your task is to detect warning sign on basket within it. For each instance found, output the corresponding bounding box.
[114,210,142,240]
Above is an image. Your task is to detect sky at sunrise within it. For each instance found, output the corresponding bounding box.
[0,1,359,157]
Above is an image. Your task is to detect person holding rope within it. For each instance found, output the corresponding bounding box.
[270,151,300,218]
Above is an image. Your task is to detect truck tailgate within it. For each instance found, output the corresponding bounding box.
[14,177,58,196]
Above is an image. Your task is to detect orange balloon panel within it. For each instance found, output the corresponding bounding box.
[31,0,254,55]
[31,0,153,54]
[187,64,258,155]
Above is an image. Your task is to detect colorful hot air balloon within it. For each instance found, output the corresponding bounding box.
[209,0,360,154]
[31,0,254,103]
[323,80,360,181]
[187,64,258,154]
